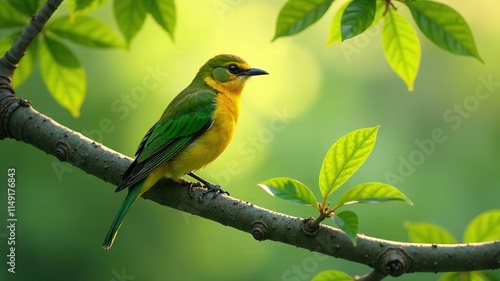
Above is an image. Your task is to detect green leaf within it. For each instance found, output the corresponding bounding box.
[468,272,488,281]
[273,0,334,41]
[328,0,384,46]
[333,211,359,245]
[319,126,379,198]
[438,272,487,281]
[438,273,460,281]
[404,1,482,62]
[0,32,37,87]
[47,16,125,48]
[337,182,413,207]
[145,0,176,41]
[114,0,147,46]
[382,8,421,91]
[483,271,500,281]
[7,0,42,16]
[258,177,317,207]
[39,35,86,117]
[67,0,109,15]
[326,1,350,46]
[312,270,353,281]
[341,0,376,41]
[463,209,500,243]
[404,222,457,244]
[0,1,28,28]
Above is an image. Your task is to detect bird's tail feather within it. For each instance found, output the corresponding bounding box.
[102,180,144,250]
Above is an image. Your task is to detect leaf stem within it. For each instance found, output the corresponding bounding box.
[383,0,396,16]
[308,212,327,229]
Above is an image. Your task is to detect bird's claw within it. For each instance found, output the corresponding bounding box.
[198,183,229,201]
[187,181,228,201]
[188,182,202,199]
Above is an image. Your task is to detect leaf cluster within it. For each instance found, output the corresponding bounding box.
[273,0,482,90]
[0,0,175,117]
[1,0,483,116]
[259,126,413,245]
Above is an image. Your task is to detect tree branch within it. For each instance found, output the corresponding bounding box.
[0,0,63,139]
[1,0,499,278]
[0,91,499,278]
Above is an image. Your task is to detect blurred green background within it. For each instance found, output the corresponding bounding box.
[1,0,500,280]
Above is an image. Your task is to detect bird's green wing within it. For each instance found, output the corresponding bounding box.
[115,89,217,192]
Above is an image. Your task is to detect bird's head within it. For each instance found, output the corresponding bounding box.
[196,54,268,94]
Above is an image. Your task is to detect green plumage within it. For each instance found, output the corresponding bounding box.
[115,89,217,193]
[102,179,143,249]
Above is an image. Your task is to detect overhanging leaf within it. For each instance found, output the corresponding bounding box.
[333,211,359,245]
[47,16,125,48]
[312,270,353,281]
[328,0,385,46]
[114,0,147,46]
[326,1,350,46]
[404,0,482,62]
[273,0,334,41]
[404,222,457,244]
[258,177,317,207]
[341,0,376,41]
[39,35,86,117]
[145,0,176,41]
[319,126,379,198]
[337,182,413,207]
[463,209,500,243]
[0,1,28,28]
[382,8,421,91]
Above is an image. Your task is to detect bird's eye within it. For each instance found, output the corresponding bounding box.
[227,64,240,74]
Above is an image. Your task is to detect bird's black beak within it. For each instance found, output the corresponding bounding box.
[240,68,269,76]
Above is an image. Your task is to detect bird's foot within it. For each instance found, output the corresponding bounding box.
[197,183,229,201]
[187,182,202,199]
[187,172,229,201]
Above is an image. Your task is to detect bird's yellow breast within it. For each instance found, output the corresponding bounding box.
[166,91,241,178]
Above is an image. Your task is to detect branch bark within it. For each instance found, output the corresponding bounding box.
[1,0,500,279]
[1,89,500,279]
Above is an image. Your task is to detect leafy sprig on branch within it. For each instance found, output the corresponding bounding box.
[273,0,482,90]
[259,126,413,245]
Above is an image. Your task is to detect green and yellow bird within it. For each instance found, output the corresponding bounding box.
[103,54,268,249]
